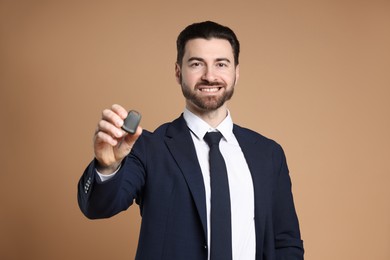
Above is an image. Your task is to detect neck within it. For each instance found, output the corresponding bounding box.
[186,104,228,128]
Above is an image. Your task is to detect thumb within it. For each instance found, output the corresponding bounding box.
[121,126,143,150]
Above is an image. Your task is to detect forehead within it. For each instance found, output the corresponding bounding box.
[183,38,234,60]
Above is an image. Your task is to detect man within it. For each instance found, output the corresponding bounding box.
[78,21,304,259]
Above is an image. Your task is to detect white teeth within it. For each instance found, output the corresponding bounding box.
[200,88,219,92]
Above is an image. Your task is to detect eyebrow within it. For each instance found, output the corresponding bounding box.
[187,57,231,63]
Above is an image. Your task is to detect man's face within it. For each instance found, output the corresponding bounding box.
[175,38,239,113]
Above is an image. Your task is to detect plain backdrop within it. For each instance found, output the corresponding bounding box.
[1,1,389,259]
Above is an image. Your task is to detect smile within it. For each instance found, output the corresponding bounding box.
[200,87,220,92]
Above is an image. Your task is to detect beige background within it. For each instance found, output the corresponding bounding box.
[1,1,389,259]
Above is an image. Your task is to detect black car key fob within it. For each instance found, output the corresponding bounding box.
[122,110,141,134]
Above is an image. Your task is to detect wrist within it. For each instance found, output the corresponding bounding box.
[95,161,121,175]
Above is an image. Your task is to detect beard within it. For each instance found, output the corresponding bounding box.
[180,79,235,111]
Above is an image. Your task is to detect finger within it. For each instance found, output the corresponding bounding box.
[111,104,129,120]
[94,130,119,146]
[102,108,125,128]
[97,119,125,139]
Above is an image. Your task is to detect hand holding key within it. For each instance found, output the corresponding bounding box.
[93,104,142,174]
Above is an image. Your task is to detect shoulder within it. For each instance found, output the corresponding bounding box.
[233,124,282,149]
[233,124,288,170]
[136,115,186,142]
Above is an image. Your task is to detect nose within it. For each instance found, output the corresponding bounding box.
[201,66,217,82]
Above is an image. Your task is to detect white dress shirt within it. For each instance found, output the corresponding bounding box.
[97,109,256,259]
[183,109,255,260]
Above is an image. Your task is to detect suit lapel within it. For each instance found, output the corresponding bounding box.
[164,115,208,239]
[233,125,263,185]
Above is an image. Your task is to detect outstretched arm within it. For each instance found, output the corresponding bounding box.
[77,104,143,219]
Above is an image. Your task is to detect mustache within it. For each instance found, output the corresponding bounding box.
[195,80,224,87]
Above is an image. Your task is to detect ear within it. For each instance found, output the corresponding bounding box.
[234,64,240,85]
[175,63,181,84]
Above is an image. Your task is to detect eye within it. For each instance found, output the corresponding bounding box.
[216,62,228,68]
[190,62,202,67]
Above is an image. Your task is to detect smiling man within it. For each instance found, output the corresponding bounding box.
[177,38,237,116]
[78,21,304,260]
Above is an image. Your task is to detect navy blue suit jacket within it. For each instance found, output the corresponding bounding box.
[78,115,304,259]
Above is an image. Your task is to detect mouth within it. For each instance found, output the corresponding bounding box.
[196,81,224,93]
[198,87,222,93]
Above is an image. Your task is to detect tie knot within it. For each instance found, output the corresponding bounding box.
[204,132,223,147]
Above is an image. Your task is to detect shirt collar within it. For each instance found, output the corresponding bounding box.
[183,108,234,142]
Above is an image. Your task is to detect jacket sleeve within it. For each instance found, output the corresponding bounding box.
[272,144,304,259]
[77,139,146,219]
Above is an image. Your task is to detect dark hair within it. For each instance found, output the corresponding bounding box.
[176,21,240,66]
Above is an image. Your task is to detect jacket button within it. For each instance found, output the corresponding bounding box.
[203,245,207,250]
